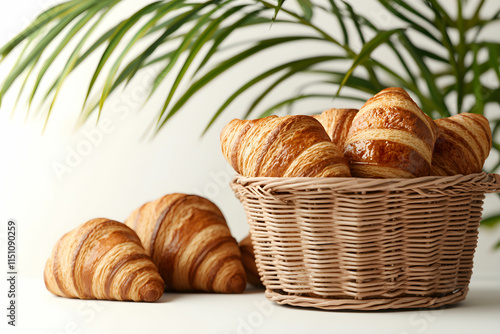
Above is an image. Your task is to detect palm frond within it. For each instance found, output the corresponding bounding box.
[2,0,500,245]
[157,35,324,131]
[336,29,402,96]
[0,0,116,107]
[0,0,82,59]
[0,0,499,136]
[84,1,165,114]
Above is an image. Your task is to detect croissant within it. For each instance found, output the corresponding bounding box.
[343,87,438,178]
[220,115,350,177]
[44,218,164,302]
[125,194,246,293]
[313,108,358,148]
[431,113,492,176]
[239,235,262,287]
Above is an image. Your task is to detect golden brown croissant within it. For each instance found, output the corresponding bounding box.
[220,115,351,177]
[239,235,262,287]
[44,218,164,302]
[431,113,492,176]
[125,194,246,293]
[343,87,438,178]
[313,108,358,148]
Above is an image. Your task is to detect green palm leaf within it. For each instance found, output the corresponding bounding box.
[83,1,164,111]
[43,7,115,129]
[155,3,249,124]
[156,35,323,130]
[257,93,365,118]
[0,0,81,59]
[97,0,203,119]
[336,28,402,96]
[398,31,449,117]
[0,0,498,144]
[28,1,115,109]
[193,10,268,76]
[1,1,500,247]
[0,0,110,107]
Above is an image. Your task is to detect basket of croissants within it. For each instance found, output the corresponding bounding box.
[224,87,500,310]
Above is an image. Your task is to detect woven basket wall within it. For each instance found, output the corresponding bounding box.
[231,172,500,310]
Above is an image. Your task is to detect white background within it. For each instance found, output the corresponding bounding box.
[0,1,499,333]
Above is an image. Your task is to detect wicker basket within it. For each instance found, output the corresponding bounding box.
[231,172,500,310]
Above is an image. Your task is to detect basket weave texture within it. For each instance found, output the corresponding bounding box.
[231,172,500,310]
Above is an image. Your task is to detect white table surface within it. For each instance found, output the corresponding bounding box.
[3,276,499,334]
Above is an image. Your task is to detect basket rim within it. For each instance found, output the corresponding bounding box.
[231,171,500,193]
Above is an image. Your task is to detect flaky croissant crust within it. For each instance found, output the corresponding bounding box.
[44,218,164,302]
[313,108,358,148]
[343,87,438,178]
[221,115,350,177]
[431,113,492,176]
[125,193,247,293]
